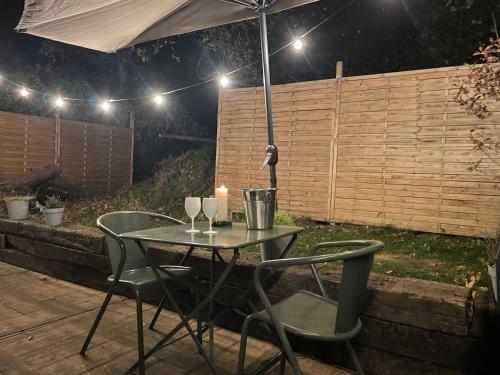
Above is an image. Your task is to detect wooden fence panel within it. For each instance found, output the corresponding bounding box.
[0,111,132,193]
[59,120,86,188]
[0,111,55,181]
[216,80,337,221]
[216,65,500,237]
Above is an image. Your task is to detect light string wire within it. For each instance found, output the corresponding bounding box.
[0,0,357,105]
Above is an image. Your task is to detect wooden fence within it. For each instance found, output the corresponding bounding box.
[215,64,500,237]
[0,111,133,193]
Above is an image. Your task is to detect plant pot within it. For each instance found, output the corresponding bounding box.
[4,199,30,220]
[488,264,498,302]
[43,207,64,226]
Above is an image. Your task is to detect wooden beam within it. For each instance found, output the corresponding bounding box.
[159,133,216,143]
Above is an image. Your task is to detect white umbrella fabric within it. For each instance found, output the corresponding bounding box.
[16,0,319,188]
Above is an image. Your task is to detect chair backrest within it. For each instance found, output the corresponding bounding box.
[97,211,152,275]
[334,244,380,334]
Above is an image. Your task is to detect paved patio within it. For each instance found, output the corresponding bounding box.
[0,262,350,374]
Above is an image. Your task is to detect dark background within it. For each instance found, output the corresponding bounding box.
[1,0,498,179]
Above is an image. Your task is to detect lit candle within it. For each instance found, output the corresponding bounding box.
[215,185,228,223]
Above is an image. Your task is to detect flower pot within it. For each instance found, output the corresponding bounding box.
[5,199,30,220]
[43,207,64,226]
[488,264,498,302]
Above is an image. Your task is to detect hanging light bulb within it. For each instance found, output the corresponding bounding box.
[220,76,230,87]
[153,94,164,105]
[100,100,111,112]
[19,87,30,97]
[293,39,303,51]
[54,97,65,109]
[101,101,111,111]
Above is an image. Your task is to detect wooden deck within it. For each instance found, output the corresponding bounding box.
[0,262,350,375]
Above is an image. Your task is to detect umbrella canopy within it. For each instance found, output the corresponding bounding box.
[16,0,317,53]
[16,0,318,189]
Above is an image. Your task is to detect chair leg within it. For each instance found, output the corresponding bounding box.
[237,314,256,375]
[80,284,114,355]
[278,333,302,375]
[136,289,146,375]
[195,287,203,354]
[344,340,365,375]
[279,355,286,375]
[149,294,167,330]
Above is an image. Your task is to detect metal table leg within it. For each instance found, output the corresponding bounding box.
[260,234,296,261]
[214,233,298,321]
[129,241,240,374]
[210,249,216,361]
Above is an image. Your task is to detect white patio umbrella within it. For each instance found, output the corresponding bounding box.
[16,0,319,189]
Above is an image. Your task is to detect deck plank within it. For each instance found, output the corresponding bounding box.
[0,262,351,375]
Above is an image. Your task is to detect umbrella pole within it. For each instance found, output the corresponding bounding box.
[258,7,278,189]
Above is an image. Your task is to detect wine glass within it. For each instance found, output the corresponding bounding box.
[202,197,219,234]
[185,197,201,233]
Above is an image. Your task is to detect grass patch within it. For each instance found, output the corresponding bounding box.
[283,222,487,287]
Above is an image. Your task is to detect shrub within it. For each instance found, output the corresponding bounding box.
[274,211,294,225]
[45,195,64,209]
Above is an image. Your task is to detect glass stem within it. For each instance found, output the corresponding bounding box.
[191,217,195,231]
[209,218,213,232]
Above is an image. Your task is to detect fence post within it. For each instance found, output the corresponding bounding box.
[54,112,61,167]
[129,111,135,185]
[108,128,113,193]
[328,61,343,222]
[336,61,343,79]
[23,116,28,174]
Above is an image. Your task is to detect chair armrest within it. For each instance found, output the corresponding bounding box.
[308,240,383,256]
[253,240,383,300]
[148,212,186,226]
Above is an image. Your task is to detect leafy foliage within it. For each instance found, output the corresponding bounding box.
[274,211,294,226]
[456,34,500,118]
[198,0,500,86]
[454,17,500,181]
[44,195,64,209]
[115,146,216,217]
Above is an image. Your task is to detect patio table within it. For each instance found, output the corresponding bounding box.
[120,221,303,373]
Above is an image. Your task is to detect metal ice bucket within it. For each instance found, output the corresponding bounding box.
[241,188,276,230]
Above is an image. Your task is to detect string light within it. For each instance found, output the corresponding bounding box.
[19,87,29,98]
[54,97,65,108]
[293,39,303,51]
[220,76,229,87]
[100,100,111,112]
[153,94,164,105]
[0,0,355,109]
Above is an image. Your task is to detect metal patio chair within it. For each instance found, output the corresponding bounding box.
[80,211,199,375]
[237,240,384,375]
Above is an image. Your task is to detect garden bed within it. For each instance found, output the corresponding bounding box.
[13,197,489,288]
